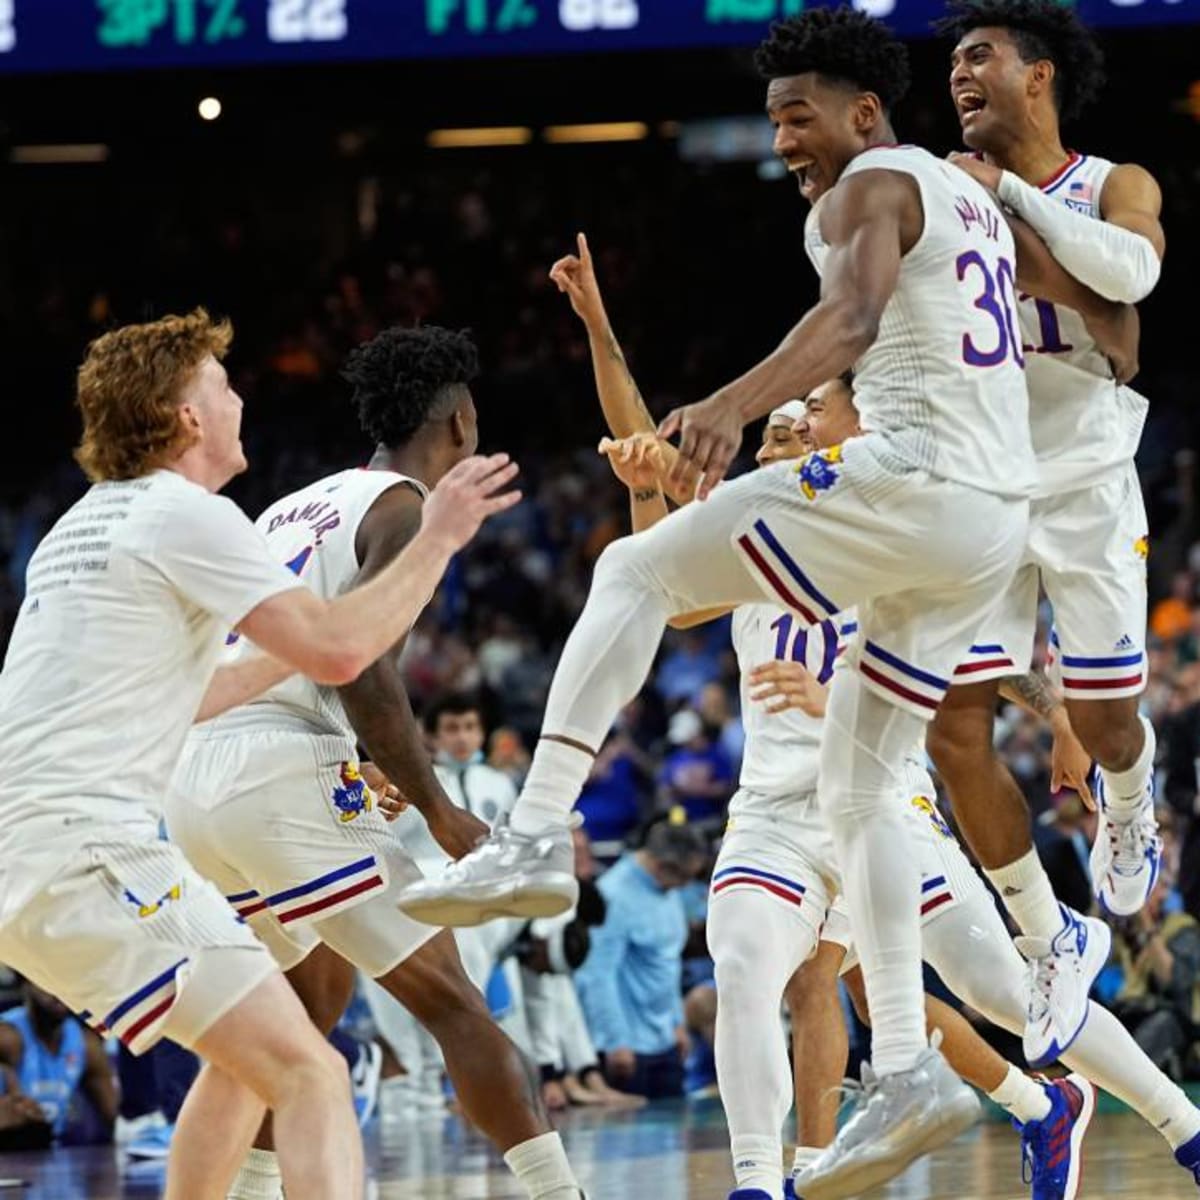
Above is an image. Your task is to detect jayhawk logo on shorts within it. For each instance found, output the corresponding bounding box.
[795,445,843,501]
[910,794,954,840]
[332,762,373,823]
[1134,534,1149,561]
[123,882,183,919]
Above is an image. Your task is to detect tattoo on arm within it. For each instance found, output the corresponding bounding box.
[1000,670,1061,720]
[632,487,662,503]
[604,329,655,428]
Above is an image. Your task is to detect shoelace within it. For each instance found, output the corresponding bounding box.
[1113,810,1162,875]
[1025,954,1056,1027]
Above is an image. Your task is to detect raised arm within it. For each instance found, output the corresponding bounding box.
[551,233,696,506]
[659,168,914,497]
[237,454,519,685]
[336,484,487,859]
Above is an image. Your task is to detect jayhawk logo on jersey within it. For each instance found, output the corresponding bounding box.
[1134,534,1149,561]
[332,762,373,823]
[795,445,843,501]
[124,882,183,919]
[911,794,954,840]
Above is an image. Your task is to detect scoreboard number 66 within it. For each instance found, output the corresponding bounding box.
[268,0,348,43]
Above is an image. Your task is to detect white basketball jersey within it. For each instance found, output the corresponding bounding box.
[1017,153,1149,496]
[805,145,1035,499]
[205,467,427,740]
[731,603,845,800]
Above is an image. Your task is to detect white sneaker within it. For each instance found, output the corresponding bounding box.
[1017,906,1112,1069]
[1090,779,1162,916]
[397,822,578,927]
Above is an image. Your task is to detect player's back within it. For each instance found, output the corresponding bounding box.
[1018,153,1149,495]
[206,466,426,742]
[805,144,1035,499]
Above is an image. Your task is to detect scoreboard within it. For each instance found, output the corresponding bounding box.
[0,0,1196,75]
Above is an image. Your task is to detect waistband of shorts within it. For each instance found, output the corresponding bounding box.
[186,723,357,760]
[197,708,350,742]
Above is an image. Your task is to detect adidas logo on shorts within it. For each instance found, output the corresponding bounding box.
[1114,634,1136,651]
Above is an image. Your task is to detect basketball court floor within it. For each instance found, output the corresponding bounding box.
[4,1099,1197,1198]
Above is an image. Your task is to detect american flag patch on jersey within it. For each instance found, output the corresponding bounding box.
[1067,180,1093,203]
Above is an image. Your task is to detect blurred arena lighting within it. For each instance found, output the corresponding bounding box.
[198,97,222,121]
[427,126,533,148]
[542,121,649,144]
[10,144,109,165]
[678,116,776,164]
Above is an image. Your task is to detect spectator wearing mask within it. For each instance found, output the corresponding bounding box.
[576,821,707,1100]
[0,978,118,1148]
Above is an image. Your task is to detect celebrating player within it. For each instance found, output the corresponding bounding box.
[167,326,584,1200]
[920,0,1168,1067]
[0,311,518,1200]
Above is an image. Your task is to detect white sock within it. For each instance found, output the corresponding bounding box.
[1100,715,1156,822]
[988,1065,1052,1125]
[1059,1001,1200,1149]
[228,1148,282,1200]
[503,1131,581,1198]
[730,1134,783,1198]
[793,1145,823,1177]
[510,741,594,837]
[986,848,1066,941]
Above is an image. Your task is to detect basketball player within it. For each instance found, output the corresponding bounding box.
[166,326,584,1200]
[921,0,1167,1067]
[398,12,1135,1194]
[0,310,518,1200]
[561,246,1189,1200]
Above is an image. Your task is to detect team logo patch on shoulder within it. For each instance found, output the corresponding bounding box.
[910,794,954,840]
[332,762,373,823]
[794,444,844,501]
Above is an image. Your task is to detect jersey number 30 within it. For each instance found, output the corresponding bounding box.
[957,251,1023,370]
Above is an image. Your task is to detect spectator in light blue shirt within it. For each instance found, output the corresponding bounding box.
[576,822,707,1099]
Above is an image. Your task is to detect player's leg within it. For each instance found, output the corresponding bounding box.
[368,930,581,1198]
[171,969,362,1200]
[708,872,819,1198]
[399,472,782,927]
[785,937,850,1183]
[230,944,356,1200]
[1041,470,1159,914]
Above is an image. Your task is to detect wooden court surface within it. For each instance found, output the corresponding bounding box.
[1,1103,1196,1198]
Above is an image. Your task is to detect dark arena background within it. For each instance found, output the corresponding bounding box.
[1,1,1200,1197]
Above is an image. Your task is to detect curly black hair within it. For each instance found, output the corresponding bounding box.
[342,325,479,448]
[754,7,911,112]
[935,0,1105,122]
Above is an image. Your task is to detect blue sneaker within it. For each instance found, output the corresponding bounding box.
[1174,1129,1200,1184]
[784,1179,800,1199]
[126,1120,174,1160]
[729,1192,775,1199]
[1016,1074,1095,1199]
[350,1039,383,1128]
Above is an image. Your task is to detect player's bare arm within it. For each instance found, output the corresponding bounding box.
[338,484,487,859]
[194,651,294,724]
[659,168,915,498]
[999,670,1095,808]
[951,154,1164,303]
[746,659,829,719]
[80,1028,119,1127]
[553,233,697,505]
[237,454,520,685]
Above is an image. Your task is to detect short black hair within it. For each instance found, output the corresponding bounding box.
[342,325,479,449]
[936,0,1105,122]
[423,691,483,735]
[755,7,911,112]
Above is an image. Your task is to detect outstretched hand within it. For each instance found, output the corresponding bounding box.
[658,395,743,500]
[747,660,829,719]
[599,432,667,492]
[421,453,521,551]
[549,232,607,329]
[947,151,1001,195]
